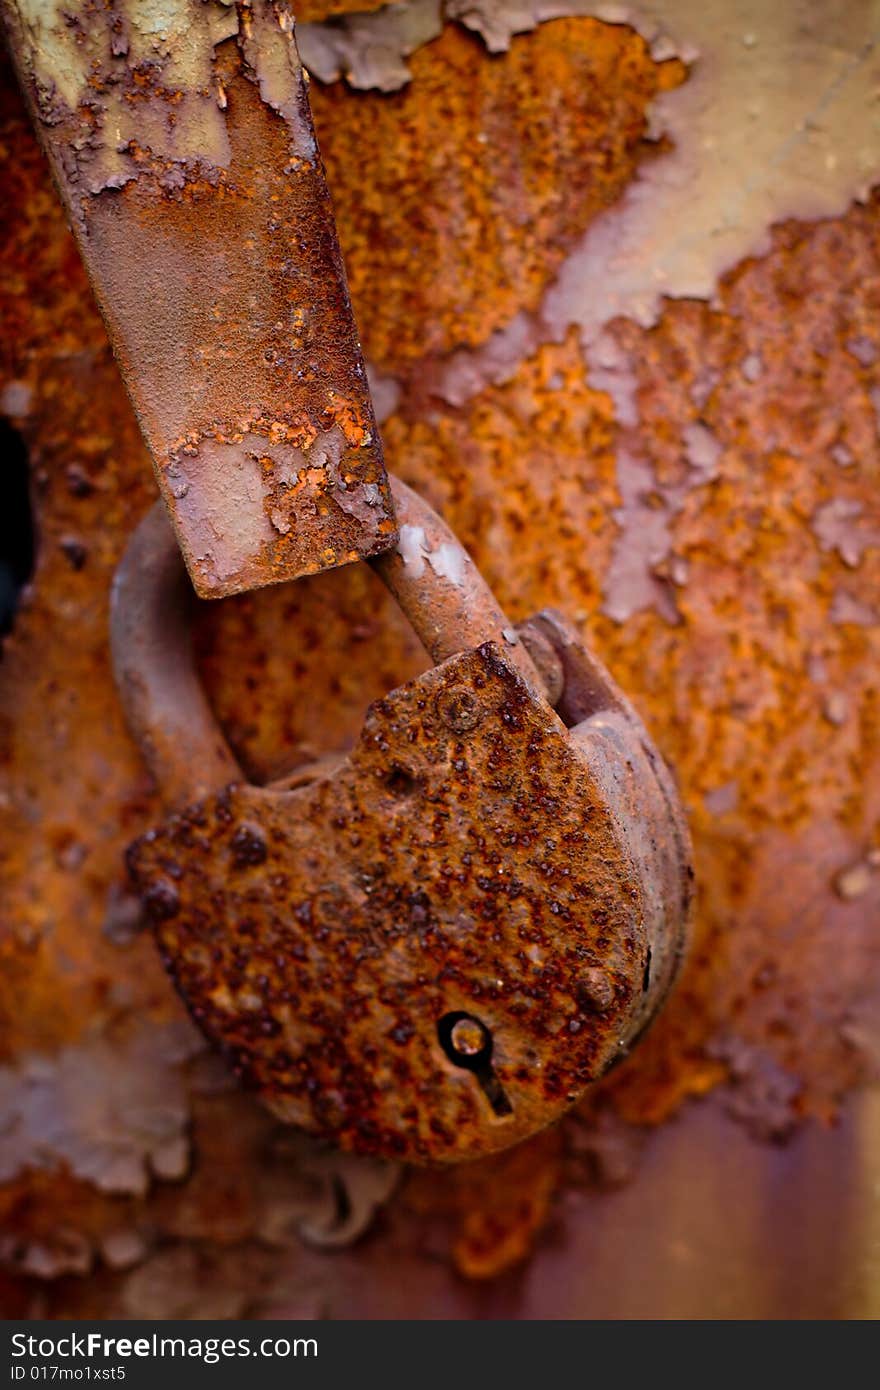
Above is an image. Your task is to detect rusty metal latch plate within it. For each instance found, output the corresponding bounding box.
[0,0,396,596]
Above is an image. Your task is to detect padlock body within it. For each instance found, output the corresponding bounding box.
[128,640,688,1163]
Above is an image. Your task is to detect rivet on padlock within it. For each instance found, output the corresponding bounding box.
[111,477,693,1164]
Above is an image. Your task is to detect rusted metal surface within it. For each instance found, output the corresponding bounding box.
[372,478,547,692]
[1,1,879,1314]
[0,0,395,596]
[109,477,546,810]
[128,647,653,1161]
[114,483,690,1161]
[300,9,688,377]
[110,505,244,806]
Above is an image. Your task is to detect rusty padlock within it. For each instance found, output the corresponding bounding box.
[111,477,692,1163]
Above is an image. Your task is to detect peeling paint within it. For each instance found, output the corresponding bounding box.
[302,0,880,348]
[681,421,720,482]
[299,0,442,91]
[430,313,537,408]
[601,410,722,622]
[812,497,880,570]
[586,330,639,426]
[0,1021,202,1197]
[542,1,880,338]
[5,0,237,193]
[831,440,856,469]
[121,1245,249,1318]
[602,449,680,623]
[708,1034,802,1143]
[408,0,880,433]
[366,363,403,422]
[100,1228,149,1270]
[740,352,763,383]
[0,1226,92,1279]
[846,335,879,368]
[394,520,468,585]
[265,1135,401,1249]
[830,586,878,628]
[0,0,320,196]
[397,521,428,574]
[240,0,318,157]
[425,538,466,585]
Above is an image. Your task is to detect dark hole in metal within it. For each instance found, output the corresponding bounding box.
[384,764,419,797]
[330,1173,352,1230]
[475,1067,514,1118]
[642,946,652,993]
[437,1011,513,1118]
[0,419,35,638]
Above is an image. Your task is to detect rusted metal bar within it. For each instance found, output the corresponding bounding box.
[0,0,396,597]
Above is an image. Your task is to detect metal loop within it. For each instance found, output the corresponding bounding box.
[370,476,543,692]
[111,477,544,806]
[110,502,242,807]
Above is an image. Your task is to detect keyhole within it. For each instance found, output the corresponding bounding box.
[437,1012,513,1118]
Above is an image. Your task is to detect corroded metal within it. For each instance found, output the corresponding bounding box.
[109,475,546,803]
[109,504,244,806]
[113,481,691,1162]
[3,2,880,1314]
[0,0,396,596]
[373,478,550,691]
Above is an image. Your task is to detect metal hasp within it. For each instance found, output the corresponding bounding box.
[0,0,396,596]
[112,478,693,1164]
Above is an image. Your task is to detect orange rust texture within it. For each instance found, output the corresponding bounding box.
[404,1127,564,1280]
[76,41,395,596]
[380,217,880,1130]
[309,20,686,373]
[0,6,396,598]
[0,13,878,1309]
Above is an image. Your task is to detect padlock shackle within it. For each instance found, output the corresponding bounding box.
[110,501,243,806]
[372,477,544,693]
[111,478,546,808]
